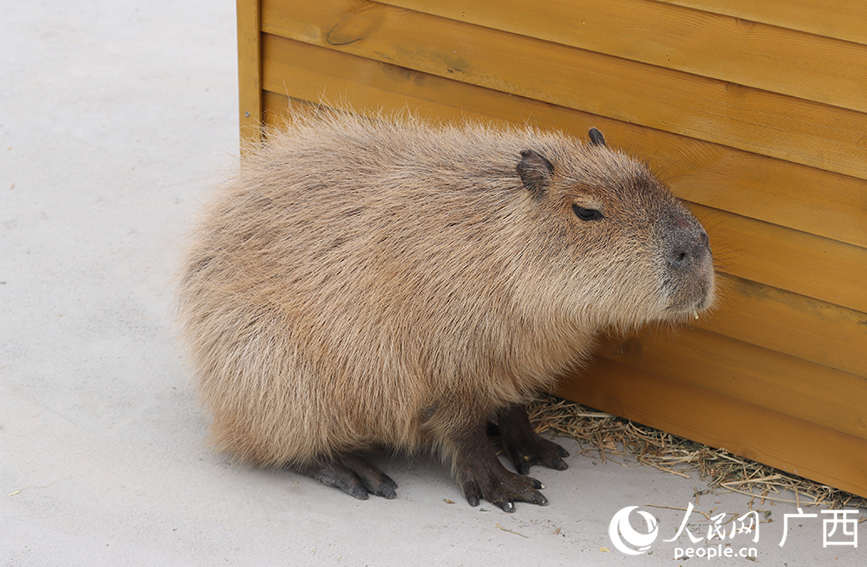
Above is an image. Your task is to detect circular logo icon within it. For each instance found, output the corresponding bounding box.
[608,506,659,555]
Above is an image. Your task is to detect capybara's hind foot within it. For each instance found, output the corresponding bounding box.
[455,421,549,513]
[294,454,398,500]
[496,405,569,475]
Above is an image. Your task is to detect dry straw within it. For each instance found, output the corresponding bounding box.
[528,394,867,510]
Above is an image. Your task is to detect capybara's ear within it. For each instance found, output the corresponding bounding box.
[516,149,555,195]
[588,128,606,147]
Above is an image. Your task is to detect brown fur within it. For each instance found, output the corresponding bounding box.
[176,109,714,476]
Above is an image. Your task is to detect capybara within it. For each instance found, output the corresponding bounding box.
[176,108,715,512]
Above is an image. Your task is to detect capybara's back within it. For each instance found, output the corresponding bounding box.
[177,109,714,511]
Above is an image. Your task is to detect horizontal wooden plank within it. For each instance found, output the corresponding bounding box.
[663,144,867,250]
[595,326,867,441]
[555,357,867,498]
[655,0,867,47]
[262,0,867,180]
[697,203,867,313]
[695,275,867,379]
[261,37,867,249]
[382,0,867,114]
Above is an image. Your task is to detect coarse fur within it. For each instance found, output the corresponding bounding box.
[176,108,715,505]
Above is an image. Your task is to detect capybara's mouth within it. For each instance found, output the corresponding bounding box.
[665,274,716,319]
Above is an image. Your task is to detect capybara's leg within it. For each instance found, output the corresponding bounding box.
[293,453,398,500]
[496,404,569,475]
[453,419,549,513]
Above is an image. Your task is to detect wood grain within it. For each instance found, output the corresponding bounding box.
[555,357,867,498]
[382,0,867,113]
[691,203,867,314]
[655,0,867,46]
[695,274,867,379]
[595,327,867,440]
[261,0,867,179]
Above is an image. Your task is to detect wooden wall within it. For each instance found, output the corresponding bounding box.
[237,0,867,497]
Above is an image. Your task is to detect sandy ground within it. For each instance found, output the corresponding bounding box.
[1,1,863,565]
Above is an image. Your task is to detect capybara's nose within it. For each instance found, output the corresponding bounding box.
[669,217,710,271]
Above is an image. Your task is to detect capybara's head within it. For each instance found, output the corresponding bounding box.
[516,128,715,331]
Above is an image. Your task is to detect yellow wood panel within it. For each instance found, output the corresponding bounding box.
[665,147,867,250]
[594,326,867,441]
[260,36,867,249]
[555,357,867,498]
[655,0,867,47]
[696,203,867,314]
[237,0,263,144]
[383,0,867,114]
[261,0,867,180]
[696,275,867,379]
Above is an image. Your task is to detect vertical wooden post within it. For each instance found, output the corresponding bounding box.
[237,0,263,146]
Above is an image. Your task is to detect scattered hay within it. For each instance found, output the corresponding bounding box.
[528,394,867,510]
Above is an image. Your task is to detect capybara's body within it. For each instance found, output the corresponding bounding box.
[177,109,715,511]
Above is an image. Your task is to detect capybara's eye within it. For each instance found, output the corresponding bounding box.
[572,204,604,221]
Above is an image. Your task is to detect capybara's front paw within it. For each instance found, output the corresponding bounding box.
[459,462,548,513]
